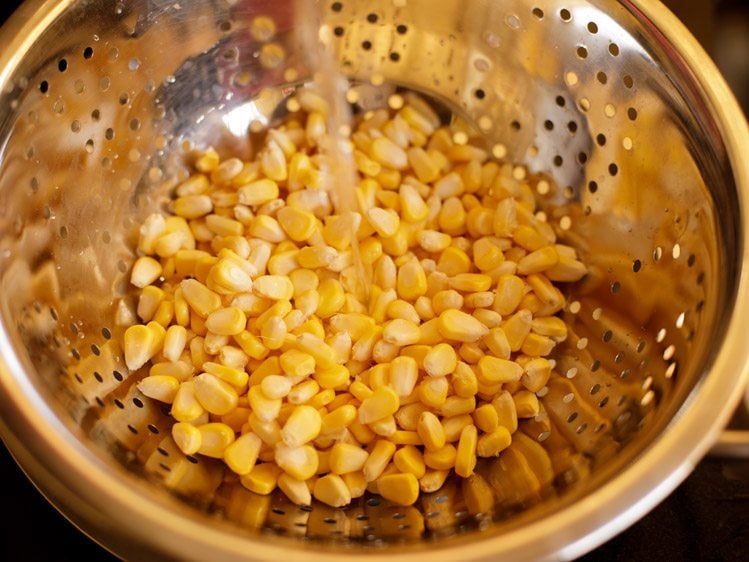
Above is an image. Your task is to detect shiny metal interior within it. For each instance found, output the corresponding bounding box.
[0,0,748,560]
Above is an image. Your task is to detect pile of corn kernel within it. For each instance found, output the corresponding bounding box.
[123,90,586,509]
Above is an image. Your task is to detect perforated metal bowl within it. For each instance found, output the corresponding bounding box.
[0,1,748,560]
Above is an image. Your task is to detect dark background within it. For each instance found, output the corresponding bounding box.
[0,1,747,560]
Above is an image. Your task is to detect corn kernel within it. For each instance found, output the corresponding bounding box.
[330,442,369,474]
[423,343,458,377]
[358,385,400,425]
[382,318,421,347]
[278,473,312,506]
[274,443,318,481]
[476,426,512,457]
[197,422,235,458]
[138,375,180,403]
[437,246,472,276]
[476,356,523,385]
[417,411,447,452]
[224,432,262,475]
[248,385,282,421]
[281,405,322,447]
[418,376,449,408]
[396,258,427,301]
[423,443,457,470]
[193,372,239,415]
[437,309,489,343]
[455,424,478,477]
[321,404,357,434]
[314,473,352,507]
[277,206,317,242]
[377,473,419,506]
[240,463,282,495]
[367,207,400,238]
[204,306,247,336]
[124,322,165,371]
[171,422,202,455]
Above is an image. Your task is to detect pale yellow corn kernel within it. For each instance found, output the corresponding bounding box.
[503,309,533,351]
[360,440,396,482]
[328,314,374,341]
[418,376,449,408]
[348,381,373,403]
[314,363,350,390]
[345,420,374,445]
[481,328,509,361]
[366,363,390,390]
[465,206,494,238]
[388,429,421,446]
[248,215,286,243]
[396,258,427,302]
[328,442,369,474]
[194,147,219,173]
[373,256,397,291]
[171,422,202,456]
[208,258,255,295]
[386,356,416,398]
[513,390,540,418]
[546,255,587,282]
[472,404,500,433]
[276,206,316,242]
[296,245,337,269]
[192,372,239,416]
[404,146,438,183]
[137,285,165,322]
[259,374,292,399]
[354,149,382,177]
[521,332,556,357]
[423,443,457,470]
[382,318,421,347]
[473,308,502,328]
[511,224,545,252]
[369,136,408,170]
[287,379,320,405]
[223,432,262,475]
[476,355,523,386]
[217,345,249,371]
[196,422,235,458]
[274,442,318,481]
[314,278,344,318]
[278,473,312,506]
[420,469,450,493]
[252,275,294,301]
[289,268,319,297]
[180,279,221,319]
[437,309,489,343]
[531,316,568,341]
[493,197,517,237]
[358,385,400,425]
[527,273,563,307]
[431,289,464,315]
[321,212,361,252]
[124,322,164,371]
[260,316,287,350]
[311,473,351,508]
[414,411,445,452]
[188,334,207,366]
[259,140,287,181]
[205,213,244,237]
[377,473,419,506]
[294,333,337,369]
[131,256,162,289]
[284,309,306,332]
[369,415,397,437]
[456,342,482,365]
[255,299,292,329]
[305,110,326,146]
[417,229,452,253]
[136,374,179,404]
[473,238,504,272]
[477,426,512,458]
[233,331,268,360]
[204,306,246,336]
[521,358,552,393]
[455,424,478,477]
[449,273,493,293]
[366,207,400,238]
[399,183,429,223]
[412,297,435,322]
[249,414,282,447]
[423,343,458,377]
[240,462,282,495]
[151,360,194,382]
[492,391,518,432]
[138,213,167,255]
[437,246,472,276]
[438,196,466,236]
[433,171,464,200]
[280,404,322,448]
[175,194,213,219]
[176,174,210,197]
[393,445,426,479]
[266,248,297,276]
[341,470,367,499]
[248,385,282,421]
[516,245,558,275]
[386,299,421,325]
[321,404,357,434]
[350,323,384,363]
[152,299,174,328]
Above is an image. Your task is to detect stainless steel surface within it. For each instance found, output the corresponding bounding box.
[0,0,748,561]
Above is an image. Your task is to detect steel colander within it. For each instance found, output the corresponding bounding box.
[0,0,748,560]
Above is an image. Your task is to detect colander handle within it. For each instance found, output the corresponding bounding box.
[709,388,749,458]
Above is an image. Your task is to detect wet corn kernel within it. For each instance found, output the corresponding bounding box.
[377,472,419,506]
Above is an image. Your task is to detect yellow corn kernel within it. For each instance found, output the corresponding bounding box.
[458,342,484,364]
[399,183,429,223]
[434,171,464,199]
[386,299,421,324]
[438,196,466,236]
[367,207,400,238]
[259,374,292,399]
[442,413,473,443]
[131,257,163,289]
[420,469,450,493]
[396,258,427,302]
[377,473,419,506]
[276,206,317,243]
[137,285,165,322]
[414,296,436,321]
[274,443,318,481]
[294,333,337,369]
[521,357,552,393]
[342,470,367,499]
[465,206,494,238]
[492,197,517,237]
[278,473,312,506]
[180,279,221,318]
[316,278,345,318]
[546,254,587,282]
[531,316,568,341]
[405,146,439,183]
[483,327,511,360]
[373,256,397,292]
[350,325,384,363]
[240,462,282,495]
[521,333,556,357]
[289,268,319,297]
[393,445,426,479]
[382,318,421,347]
[347,379,372,402]
[472,404,499,434]
[329,442,369,474]
[423,443,457,470]
[449,273,493,293]
[170,423,201,459]
[204,332,229,355]
[161,325,187,363]
[492,391,519,432]
[281,405,322,447]
[255,299,292,329]
[354,149,382,177]
[278,350,314,382]
[417,229,452,253]
[437,246,472,276]
[423,343,458,377]
[321,404,357,434]
[287,379,320,405]
[477,426,512,458]
[417,411,447,452]
[124,322,165,371]
[358,385,400,424]
[267,249,299,277]
[432,289,464,315]
[517,245,558,275]
[248,215,286,243]
[451,361,478,398]
[360,440,395,482]
[238,179,279,207]
[197,422,235,458]
[370,136,408,170]
[472,238,504,273]
[204,306,247,336]
[223,432,262,475]
[476,356,523,385]
[503,309,533,351]
[369,415,397,437]
[437,309,489,343]
[387,356,416,398]
[193,373,239,415]
[313,473,352,508]
[259,315,286,351]
[455,424,478,477]
[329,313,376,341]
[249,414,282,446]
[513,390,540,418]
[418,376,449,408]
[439,395,476,417]
[137,375,180,403]
[233,331,268,360]
[175,194,213,219]
[296,244,337,269]
[390,430,423,446]
[200,362,246,389]
[251,275,293,301]
[248,385,282,421]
